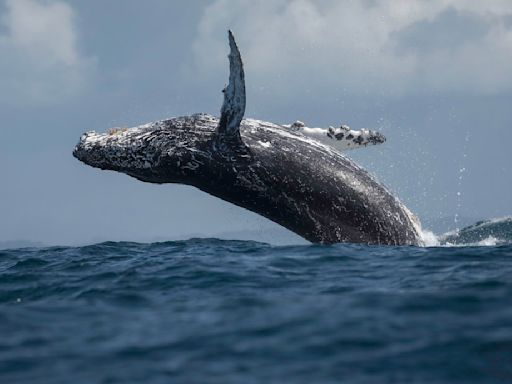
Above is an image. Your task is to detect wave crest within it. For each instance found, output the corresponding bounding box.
[421,216,512,247]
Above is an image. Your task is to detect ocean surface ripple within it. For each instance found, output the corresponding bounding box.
[1,228,512,383]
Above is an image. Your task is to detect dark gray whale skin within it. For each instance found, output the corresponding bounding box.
[73,113,422,245]
[73,31,422,245]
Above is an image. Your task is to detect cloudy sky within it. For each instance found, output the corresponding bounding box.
[1,0,511,245]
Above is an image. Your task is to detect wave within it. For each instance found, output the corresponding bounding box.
[1,232,511,383]
[422,216,512,247]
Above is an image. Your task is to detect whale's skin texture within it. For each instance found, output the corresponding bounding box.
[74,113,422,245]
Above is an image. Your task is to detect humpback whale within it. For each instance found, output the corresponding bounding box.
[73,31,423,245]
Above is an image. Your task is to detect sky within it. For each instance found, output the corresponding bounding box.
[1,0,511,245]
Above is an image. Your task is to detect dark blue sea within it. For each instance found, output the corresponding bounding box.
[1,219,512,384]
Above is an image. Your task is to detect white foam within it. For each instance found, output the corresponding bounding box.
[420,229,505,248]
[474,236,499,246]
[419,229,440,247]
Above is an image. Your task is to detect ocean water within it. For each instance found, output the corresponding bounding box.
[1,219,512,384]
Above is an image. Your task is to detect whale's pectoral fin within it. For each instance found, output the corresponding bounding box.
[216,30,246,143]
[325,125,386,151]
[285,121,387,152]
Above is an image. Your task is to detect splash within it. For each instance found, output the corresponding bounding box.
[419,229,440,247]
[420,216,512,247]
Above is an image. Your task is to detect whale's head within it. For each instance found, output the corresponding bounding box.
[73,114,220,184]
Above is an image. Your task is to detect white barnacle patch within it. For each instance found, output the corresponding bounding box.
[258,140,272,148]
[74,121,168,170]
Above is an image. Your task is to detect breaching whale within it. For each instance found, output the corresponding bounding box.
[73,31,423,245]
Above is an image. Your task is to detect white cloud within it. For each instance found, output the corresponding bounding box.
[0,0,95,104]
[192,0,512,96]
